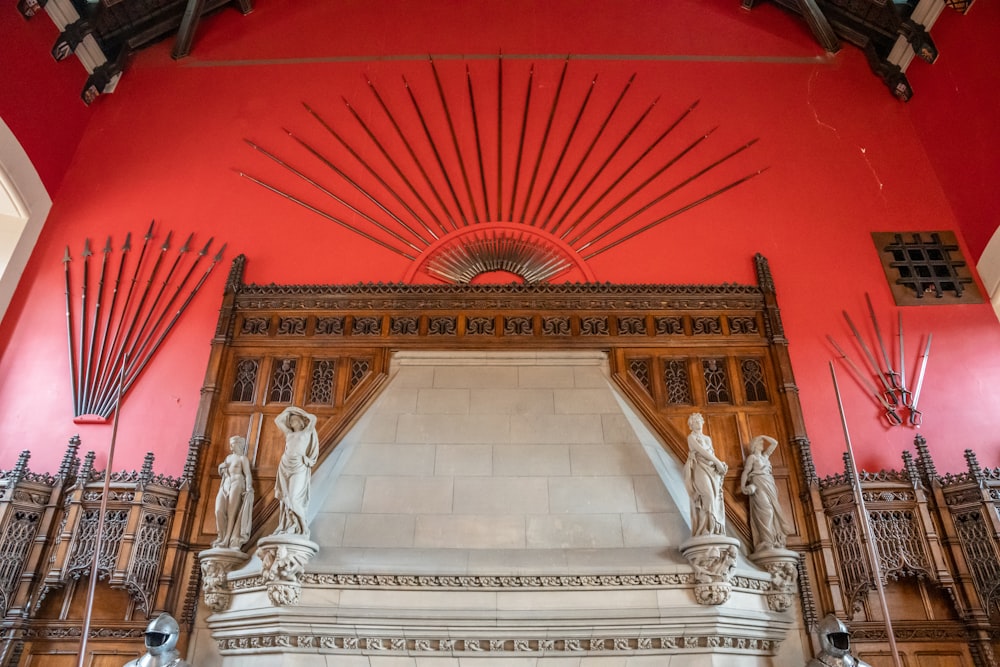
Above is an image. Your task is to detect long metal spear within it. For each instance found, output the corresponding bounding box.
[508,64,535,222]
[78,353,125,667]
[844,310,897,406]
[96,246,226,417]
[125,233,189,368]
[466,64,491,221]
[89,222,154,413]
[82,239,111,412]
[240,172,416,260]
[533,74,598,228]
[336,97,441,239]
[364,77,455,233]
[77,239,92,415]
[245,139,423,252]
[87,233,130,415]
[429,55,481,224]
[80,238,111,415]
[581,168,766,258]
[403,74,470,226]
[552,94,665,235]
[90,230,171,415]
[829,362,903,667]
[298,108,432,245]
[569,128,719,247]
[519,56,570,224]
[63,246,79,415]
[496,52,503,221]
[119,237,211,385]
[544,73,636,234]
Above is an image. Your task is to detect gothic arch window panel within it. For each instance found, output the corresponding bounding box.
[701,358,732,404]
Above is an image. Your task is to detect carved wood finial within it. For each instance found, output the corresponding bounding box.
[963,448,983,483]
[140,452,155,486]
[59,435,81,480]
[225,255,246,294]
[914,434,937,482]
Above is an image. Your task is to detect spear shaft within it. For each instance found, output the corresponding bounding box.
[90,222,154,412]
[570,129,718,247]
[63,247,79,415]
[545,73,636,234]
[508,64,534,222]
[121,238,210,384]
[77,239,92,415]
[430,55,480,224]
[246,139,422,252]
[240,172,415,260]
[555,96,676,239]
[519,57,570,224]
[81,238,111,414]
[403,74,470,226]
[466,64,491,222]
[365,77,454,233]
[87,233,130,415]
[829,363,903,667]
[534,74,598,229]
[581,169,766,258]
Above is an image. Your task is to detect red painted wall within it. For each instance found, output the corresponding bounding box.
[1,1,997,477]
[906,0,1000,261]
[0,7,92,195]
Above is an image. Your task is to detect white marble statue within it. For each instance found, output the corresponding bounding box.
[740,434,792,552]
[274,406,319,537]
[684,412,728,537]
[212,435,254,550]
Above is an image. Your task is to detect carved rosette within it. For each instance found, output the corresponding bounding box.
[198,548,251,613]
[679,535,740,606]
[257,535,318,607]
[749,548,799,612]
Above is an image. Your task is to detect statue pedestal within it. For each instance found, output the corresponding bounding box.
[679,535,741,605]
[749,547,799,612]
[198,548,251,613]
[257,534,319,607]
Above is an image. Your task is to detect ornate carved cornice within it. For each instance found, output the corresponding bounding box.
[233,281,764,312]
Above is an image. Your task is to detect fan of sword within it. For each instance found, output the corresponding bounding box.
[63,222,226,421]
[827,293,931,428]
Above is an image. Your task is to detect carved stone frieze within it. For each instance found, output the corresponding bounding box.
[215,632,779,655]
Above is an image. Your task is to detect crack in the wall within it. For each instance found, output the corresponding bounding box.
[807,70,889,206]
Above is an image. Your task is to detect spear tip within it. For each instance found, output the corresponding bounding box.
[179,232,194,253]
[145,220,155,239]
[212,243,228,262]
[122,232,132,252]
[82,239,93,257]
[199,237,214,256]
[102,236,112,254]
[161,230,173,251]
[63,246,71,263]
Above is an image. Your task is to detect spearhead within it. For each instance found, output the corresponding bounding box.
[179,233,193,254]
[63,246,71,264]
[198,237,214,256]
[145,220,155,240]
[161,230,173,251]
[102,236,112,254]
[82,239,93,258]
[122,232,132,252]
[212,243,227,263]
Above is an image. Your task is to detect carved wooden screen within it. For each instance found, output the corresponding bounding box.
[182,253,809,559]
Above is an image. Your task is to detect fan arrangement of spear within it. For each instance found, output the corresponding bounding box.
[240,54,766,283]
[63,221,226,421]
[827,293,932,428]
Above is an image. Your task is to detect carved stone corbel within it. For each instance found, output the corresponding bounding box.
[256,535,318,607]
[198,548,250,613]
[751,548,800,612]
[680,535,740,605]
